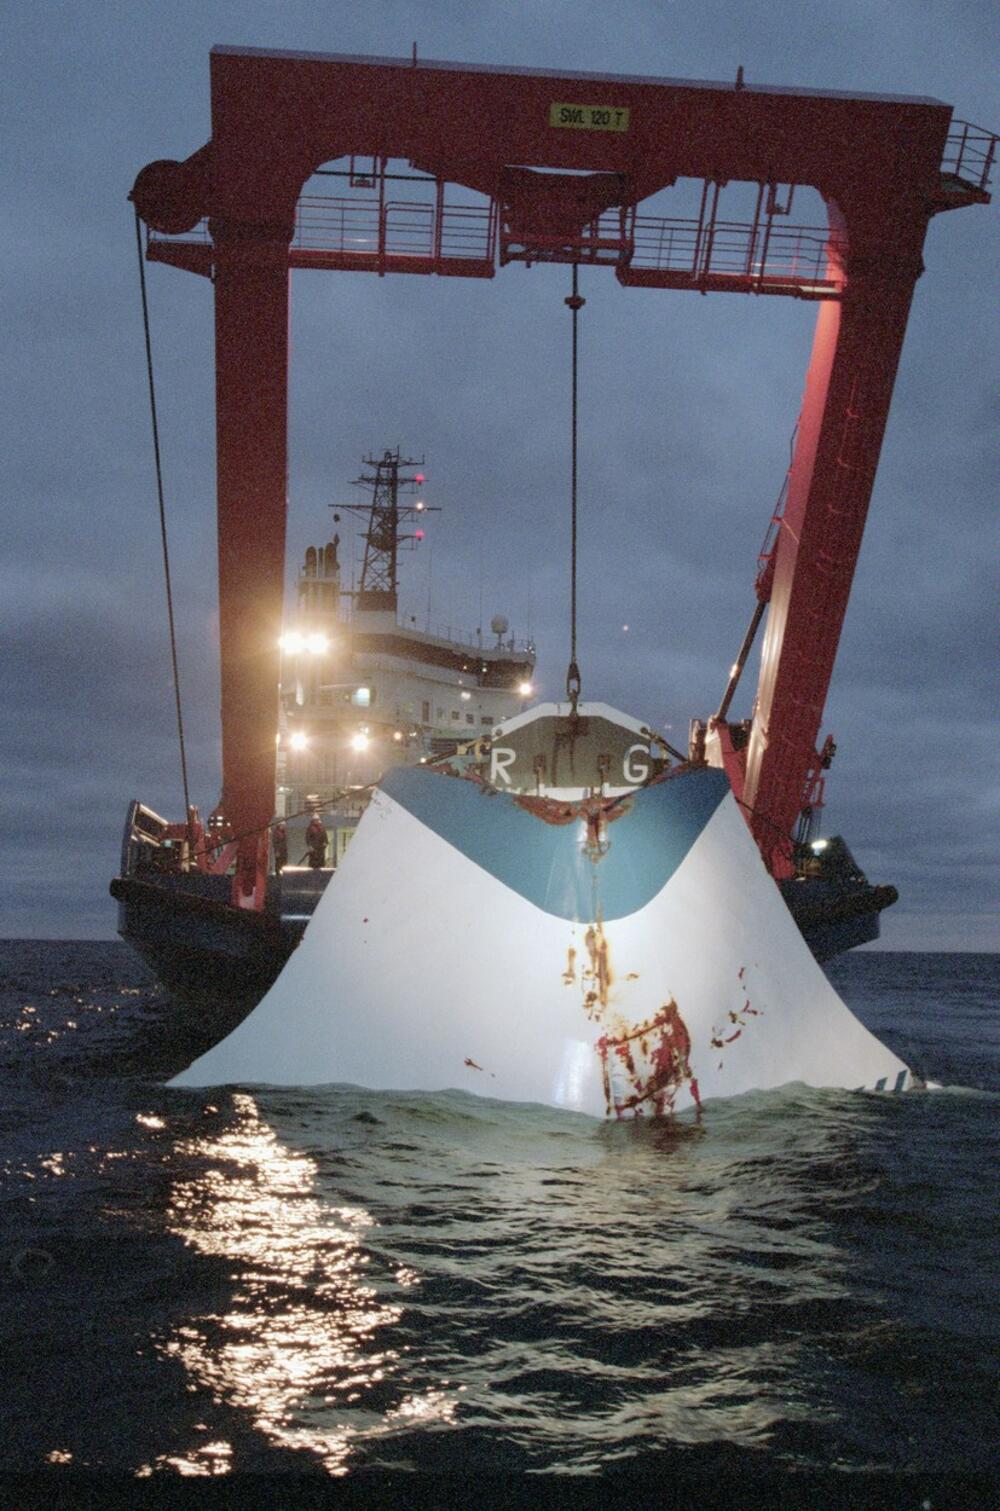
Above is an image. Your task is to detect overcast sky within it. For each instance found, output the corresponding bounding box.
[3,0,998,946]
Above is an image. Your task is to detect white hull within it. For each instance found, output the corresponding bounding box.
[170,762,911,1115]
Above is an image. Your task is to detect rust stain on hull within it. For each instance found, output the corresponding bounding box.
[562,913,690,1120]
[597,1000,701,1119]
[513,792,633,829]
[583,921,612,1013]
[711,965,765,1066]
[464,1056,496,1078]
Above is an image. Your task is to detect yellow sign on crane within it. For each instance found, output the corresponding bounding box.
[548,103,631,131]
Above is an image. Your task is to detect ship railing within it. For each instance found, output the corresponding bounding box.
[941,121,998,194]
[146,195,498,271]
[392,618,535,657]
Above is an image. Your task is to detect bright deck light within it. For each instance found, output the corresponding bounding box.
[351,732,370,753]
[518,681,534,697]
[280,630,329,654]
[289,731,309,751]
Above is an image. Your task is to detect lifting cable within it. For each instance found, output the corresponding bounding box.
[565,263,585,716]
[133,209,192,837]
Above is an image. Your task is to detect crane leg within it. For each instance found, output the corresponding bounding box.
[213,232,291,908]
[743,255,924,876]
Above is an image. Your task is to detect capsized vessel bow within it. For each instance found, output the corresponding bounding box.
[169,703,913,1113]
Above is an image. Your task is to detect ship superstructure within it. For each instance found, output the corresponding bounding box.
[111,450,536,1025]
[276,449,535,864]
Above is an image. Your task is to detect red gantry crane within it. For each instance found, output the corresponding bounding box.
[130,47,995,910]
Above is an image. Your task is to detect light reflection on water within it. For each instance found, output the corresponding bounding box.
[237,1087,869,1469]
[162,1092,456,1474]
[3,944,995,1477]
[136,1440,233,1478]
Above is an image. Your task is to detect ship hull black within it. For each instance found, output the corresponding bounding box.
[780,878,897,960]
[111,874,298,1014]
[111,870,327,1072]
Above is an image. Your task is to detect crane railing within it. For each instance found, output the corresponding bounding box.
[626,213,842,288]
[148,194,846,295]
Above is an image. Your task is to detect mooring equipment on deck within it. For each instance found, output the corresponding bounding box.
[130,48,995,907]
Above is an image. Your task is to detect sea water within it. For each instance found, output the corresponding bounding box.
[0,940,996,1488]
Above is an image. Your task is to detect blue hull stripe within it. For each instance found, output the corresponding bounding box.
[380,765,730,922]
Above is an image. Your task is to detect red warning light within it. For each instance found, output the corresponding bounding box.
[415,528,425,541]
[415,473,425,484]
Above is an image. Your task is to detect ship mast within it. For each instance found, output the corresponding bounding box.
[339,449,433,615]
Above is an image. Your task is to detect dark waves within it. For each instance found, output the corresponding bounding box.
[0,941,997,1482]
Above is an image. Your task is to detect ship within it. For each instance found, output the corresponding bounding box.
[116,47,994,1108]
[112,443,892,1037]
[112,449,537,1031]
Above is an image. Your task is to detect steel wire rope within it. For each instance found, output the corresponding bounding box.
[733,796,798,867]
[133,208,192,838]
[565,263,585,714]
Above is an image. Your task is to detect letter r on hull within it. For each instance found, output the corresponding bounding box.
[490,747,517,785]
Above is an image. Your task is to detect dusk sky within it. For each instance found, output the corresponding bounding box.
[4,1,998,947]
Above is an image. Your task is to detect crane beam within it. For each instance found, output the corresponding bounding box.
[129,46,986,906]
